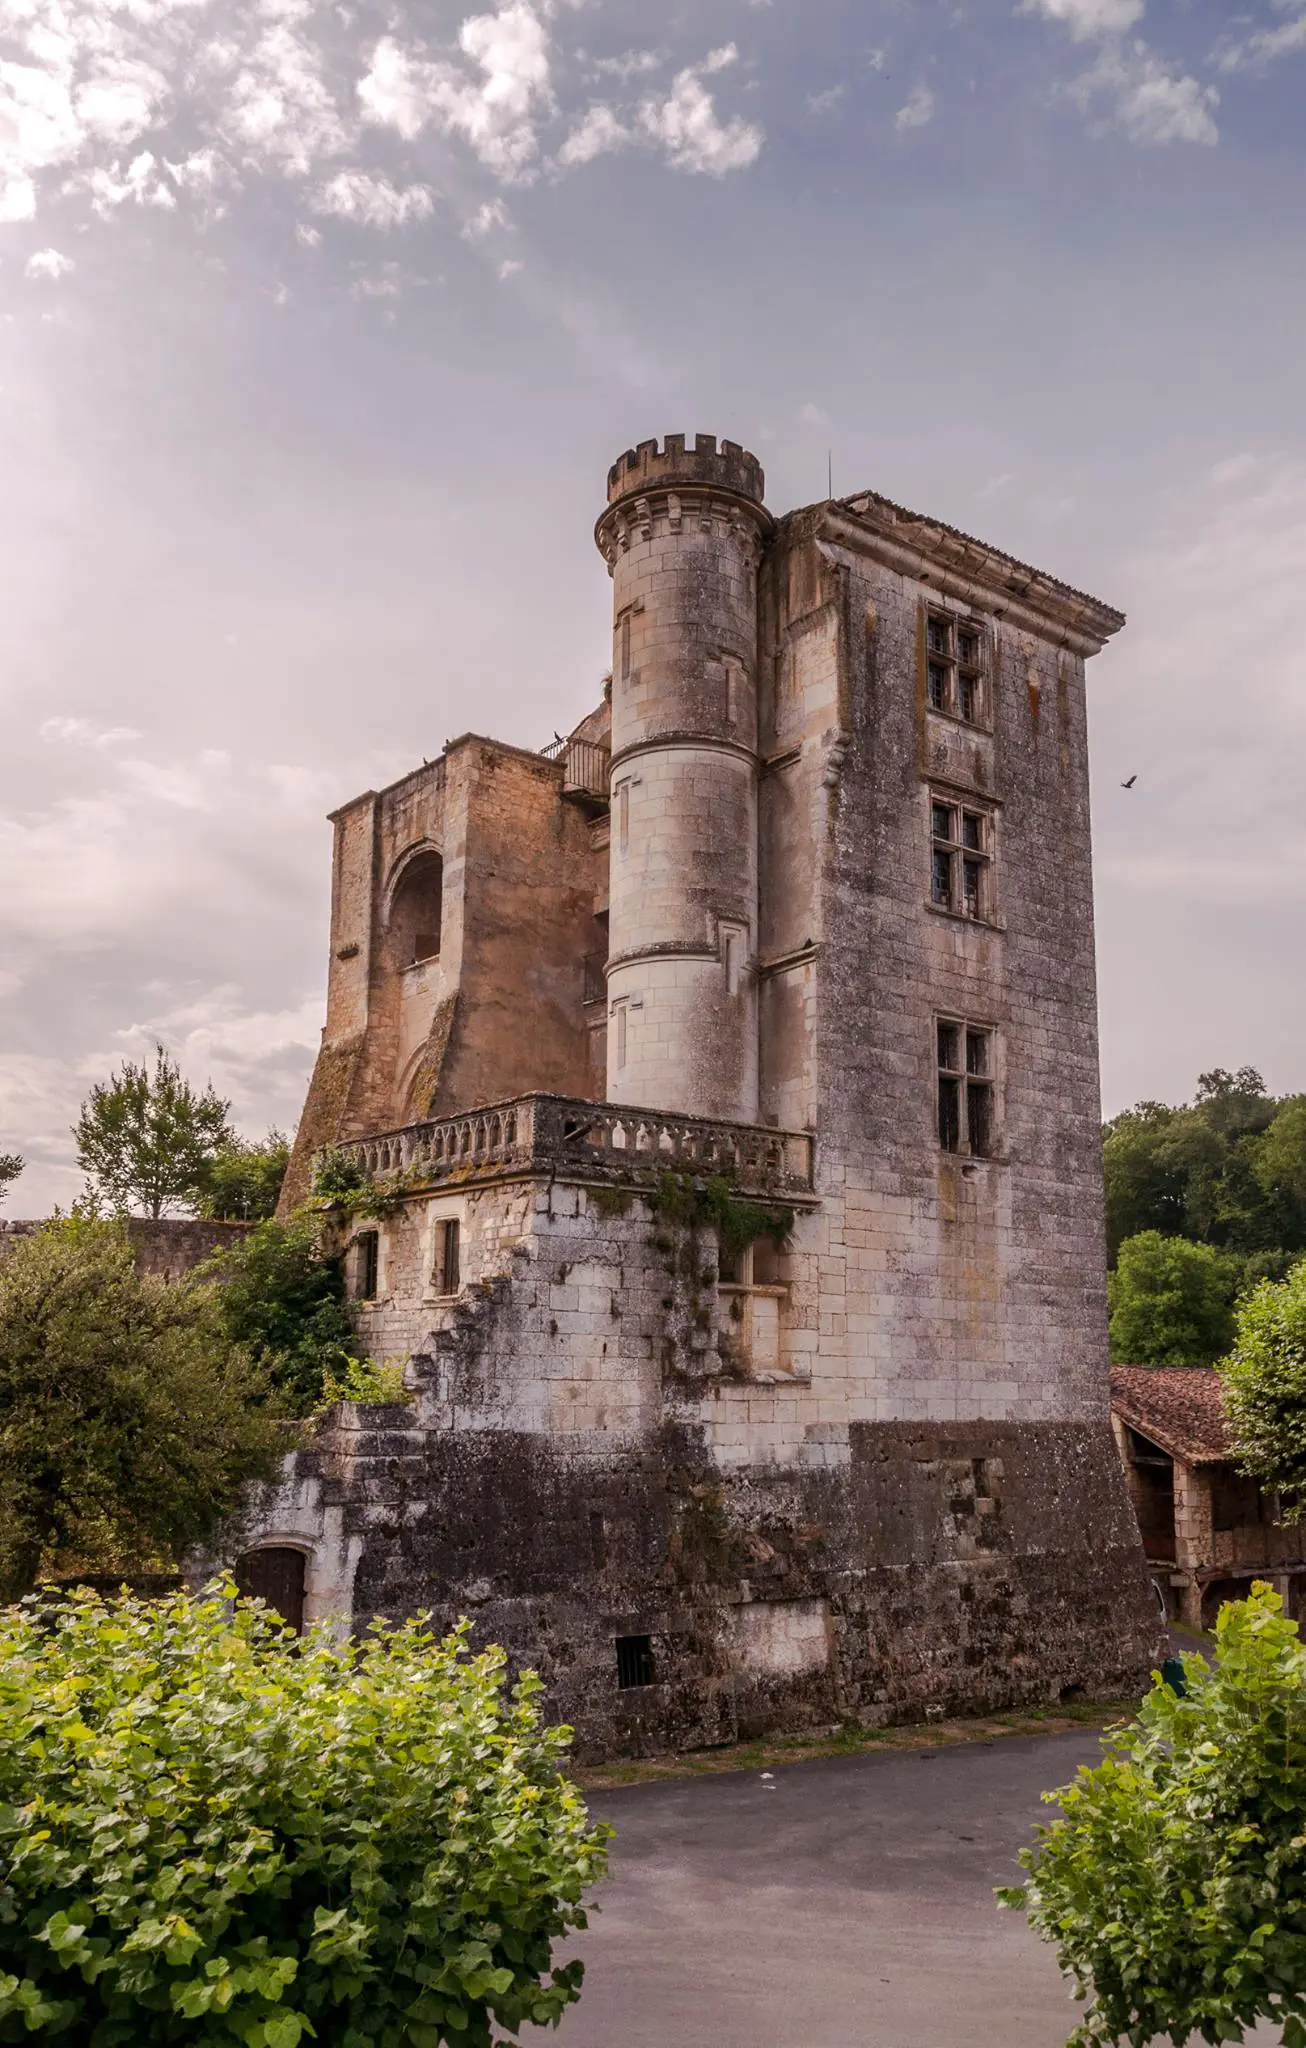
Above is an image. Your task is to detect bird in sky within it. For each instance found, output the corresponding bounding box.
[1121,775,1137,789]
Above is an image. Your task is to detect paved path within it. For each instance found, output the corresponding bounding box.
[556,1730,1275,2048]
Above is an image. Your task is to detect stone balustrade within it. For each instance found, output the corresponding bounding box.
[321,1093,815,1202]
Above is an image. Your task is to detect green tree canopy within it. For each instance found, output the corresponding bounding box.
[0,1584,609,2047]
[74,1045,235,1219]
[1222,1256,1306,1521]
[196,1129,291,1221]
[0,1151,22,1201]
[1107,1229,1238,1366]
[0,1218,285,1599]
[1104,1067,1306,1268]
[1000,1585,1306,2048]
[198,1216,357,1415]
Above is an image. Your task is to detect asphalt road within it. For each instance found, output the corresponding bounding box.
[555,1729,1276,2048]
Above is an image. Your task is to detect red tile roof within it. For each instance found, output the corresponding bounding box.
[1109,1366,1231,1465]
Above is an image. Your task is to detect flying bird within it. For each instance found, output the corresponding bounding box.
[1121,775,1137,789]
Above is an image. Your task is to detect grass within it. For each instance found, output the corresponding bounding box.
[573,1693,1142,1791]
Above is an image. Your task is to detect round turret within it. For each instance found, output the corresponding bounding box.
[605,433,765,513]
[597,435,771,1124]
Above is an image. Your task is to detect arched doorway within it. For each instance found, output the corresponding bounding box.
[389,848,444,966]
[235,1547,306,1633]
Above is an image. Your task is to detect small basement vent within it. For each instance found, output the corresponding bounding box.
[615,1633,656,1689]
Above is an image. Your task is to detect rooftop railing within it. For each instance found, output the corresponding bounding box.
[540,736,611,804]
[322,1094,815,1203]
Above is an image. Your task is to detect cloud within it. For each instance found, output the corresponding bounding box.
[71,148,178,214]
[461,197,510,236]
[807,84,844,114]
[894,82,935,130]
[498,256,522,278]
[585,49,663,81]
[1071,42,1219,144]
[640,49,762,174]
[25,245,74,279]
[312,169,435,229]
[1022,0,1145,40]
[1217,4,1306,72]
[220,15,350,176]
[359,4,554,182]
[557,102,631,165]
[40,715,140,745]
[295,220,321,246]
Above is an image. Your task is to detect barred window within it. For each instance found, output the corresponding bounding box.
[930,798,993,922]
[925,611,987,726]
[937,1020,997,1157]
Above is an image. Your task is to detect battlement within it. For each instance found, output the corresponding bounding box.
[607,433,765,509]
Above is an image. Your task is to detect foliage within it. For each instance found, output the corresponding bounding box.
[197,1218,356,1416]
[1107,1230,1240,1367]
[73,1045,235,1219]
[650,1172,794,1269]
[999,1585,1306,2047]
[1221,1258,1306,1522]
[0,1582,610,2048]
[0,1152,21,1201]
[1103,1070,1305,1272]
[0,1219,285,1601]
[310,1149,420,1221]
[196,1130,291,1221]
[318,1355,414,1409]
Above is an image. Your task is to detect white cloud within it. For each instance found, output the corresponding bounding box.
[71,149,178,214]
[461,196,510,236]
[557,101,630,165]
[220,17,349,176]
[25,245,74,278]
[1022,0,1145,40]
[586,48,662,81]
[1071,42,1219,144]
[1217,5,1306,72]
[359,4,554,182]
[798,401,829,428]
[894,82,935,130]
[40,715,140,744]
[295,219,321,246]
[640,50,762,175]
[312,169,434,229]
[498,256,522,278]
[807,84,844,114]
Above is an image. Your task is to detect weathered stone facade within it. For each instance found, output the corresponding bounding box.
[229,434,1162,1756]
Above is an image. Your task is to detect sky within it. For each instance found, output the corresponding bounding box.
[0,0,1304,1212]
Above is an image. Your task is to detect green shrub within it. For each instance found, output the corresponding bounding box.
[999,1584,1306,2046]
[317,1355,414,1409]
[1107,1229,1239,1366]
[0,1219,284,1601]
[1222,1257,1306,1521]
[0,1582,609,2047]
[196,1218,356,1415]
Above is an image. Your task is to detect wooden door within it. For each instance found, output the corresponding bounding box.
[235,1547,306,1633]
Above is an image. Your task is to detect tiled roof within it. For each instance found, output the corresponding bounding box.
[1109,1366,1231,1465]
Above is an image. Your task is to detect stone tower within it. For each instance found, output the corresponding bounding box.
[595,436,773,1123]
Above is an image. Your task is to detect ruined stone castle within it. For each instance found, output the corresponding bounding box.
[228,433,1161,1755]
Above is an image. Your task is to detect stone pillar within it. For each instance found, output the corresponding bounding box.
[595,435,773,1122]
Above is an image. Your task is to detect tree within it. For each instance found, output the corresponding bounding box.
[999,1584,1306,2048]
[0,1218,285,1599]
[1222,1257,1306,1521]
[196,1128,291,1220]
[1107,1230,1239,1366]
[0,1151,21,1202]
[198,1216,357,1414]
[0,1584,609,2047]
[74,1045,235,1218]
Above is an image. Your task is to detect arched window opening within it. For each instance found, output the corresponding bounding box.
[390,849,444,967]
[235,1546,306,1634]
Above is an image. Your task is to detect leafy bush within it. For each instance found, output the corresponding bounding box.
[1107,1229,1239,1366]
[196,1132,291,1222]
[197,1217,356,1415]
[318,1355,414,1409]
[999,1584,1306,2046]
[0,1583,609,2047]
[1222,1258,1306,1521]
[0,1219,284,1600]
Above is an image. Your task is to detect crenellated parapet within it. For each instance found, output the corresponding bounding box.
[595,434,772,574]
[607,432,765,508]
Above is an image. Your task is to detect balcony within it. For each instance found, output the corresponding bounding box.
[540,736,611,810]
[322,1094,816,1204]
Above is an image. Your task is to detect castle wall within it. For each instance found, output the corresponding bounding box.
[231,1183,1159,1759]
[282,738,604,1210]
